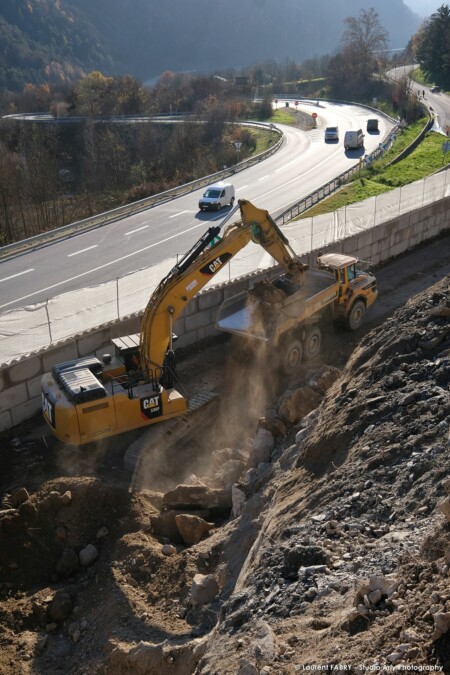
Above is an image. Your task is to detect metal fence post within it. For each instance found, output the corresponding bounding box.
[45,300,53,344]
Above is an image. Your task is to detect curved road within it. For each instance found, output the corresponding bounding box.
[0,101,394,311]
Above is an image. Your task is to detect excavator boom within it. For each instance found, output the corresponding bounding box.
[139,199,307,374]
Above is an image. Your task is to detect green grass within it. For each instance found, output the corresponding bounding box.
[271,108,300,126]
[409,67,447,94]
[297,119,447,219]
[250,129,277,154]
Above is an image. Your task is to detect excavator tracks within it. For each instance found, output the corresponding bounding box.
[123,389,219,485]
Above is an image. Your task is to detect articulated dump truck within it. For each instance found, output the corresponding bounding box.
[216,252,378,374]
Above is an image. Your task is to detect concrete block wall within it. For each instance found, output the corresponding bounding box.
[1,196,449,433]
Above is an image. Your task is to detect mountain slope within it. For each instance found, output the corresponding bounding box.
[0,0,113,91]
[0,0,420,91]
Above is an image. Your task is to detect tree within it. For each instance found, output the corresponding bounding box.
[335,8,389,97]
[74,72,112,116]
[414,5,450,88]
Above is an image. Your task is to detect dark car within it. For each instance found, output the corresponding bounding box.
[431,86,441,93]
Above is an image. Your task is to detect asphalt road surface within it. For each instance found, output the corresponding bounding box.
[0,101,394,311]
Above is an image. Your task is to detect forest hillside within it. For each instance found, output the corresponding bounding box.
[0,0,421,91]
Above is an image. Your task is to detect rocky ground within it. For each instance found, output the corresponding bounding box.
[0,234,450,675]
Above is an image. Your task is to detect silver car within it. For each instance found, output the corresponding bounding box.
[324,126,339,142]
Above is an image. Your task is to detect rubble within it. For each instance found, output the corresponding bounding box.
[0,265,449,673]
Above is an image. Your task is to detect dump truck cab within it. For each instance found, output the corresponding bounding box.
[317,253,378,330]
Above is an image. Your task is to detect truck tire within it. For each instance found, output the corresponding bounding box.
[303,327,322,360]
[346,300,366,331]
[281,338,303,374]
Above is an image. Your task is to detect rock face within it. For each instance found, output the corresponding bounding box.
[198,274,450,673]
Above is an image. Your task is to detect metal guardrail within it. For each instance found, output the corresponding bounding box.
[275,125,399,224]
[0,121,282,261]
[0,101,410,259]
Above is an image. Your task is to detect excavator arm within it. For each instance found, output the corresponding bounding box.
[139,199,307,376]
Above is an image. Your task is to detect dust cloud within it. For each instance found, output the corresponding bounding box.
[132,335,280,493]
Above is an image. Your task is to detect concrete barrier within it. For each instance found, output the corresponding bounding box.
[1,195,449,433]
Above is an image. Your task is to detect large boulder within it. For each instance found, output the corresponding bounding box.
[79,544,99,567]
[248,428,274,466]
[55,548,78,577]
[150,510,209,544]
[49,591,73,622]
[190,574,219,605]
[175,514,214,546]
[213,460,245,490]
[163,485,231,513]
[278,386,322,424]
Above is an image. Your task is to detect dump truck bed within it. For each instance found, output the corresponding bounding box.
[216,269,339,341]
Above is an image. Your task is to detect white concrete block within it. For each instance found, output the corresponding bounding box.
[184,310,212,332]
[27,374,43,399]
[8,356,43,384]
[0,410,12,432]
[42,342,78,372]
[11,397,42,428]
[179,297,198,318]
[198,289,223,311]
[0,383,28,413]
[77,329,111,357]
[198,326,221,341]
[110,317,140,338]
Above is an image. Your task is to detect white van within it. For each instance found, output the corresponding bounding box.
[344,129,365,150]
[198,182,235,211]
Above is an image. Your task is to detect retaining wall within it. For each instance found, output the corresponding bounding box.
[1,195,449,433]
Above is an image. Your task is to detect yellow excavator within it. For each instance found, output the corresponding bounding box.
[41,200,307,445]
[41,199,377,446]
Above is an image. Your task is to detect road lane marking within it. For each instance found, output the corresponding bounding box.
[258,175,270,181]
[169,210,190,218]
[0,222,207,310]
[67,245,98,257]
[237,185,249,191]
[0,269,34,283]
[124,225,148,235]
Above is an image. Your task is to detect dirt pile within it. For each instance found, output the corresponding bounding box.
[197,274,450,674]
[0,271,450,674]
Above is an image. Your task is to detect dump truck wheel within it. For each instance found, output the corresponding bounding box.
[281,338,303,374]
[347,300,366,331]
[303,327,321,360]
